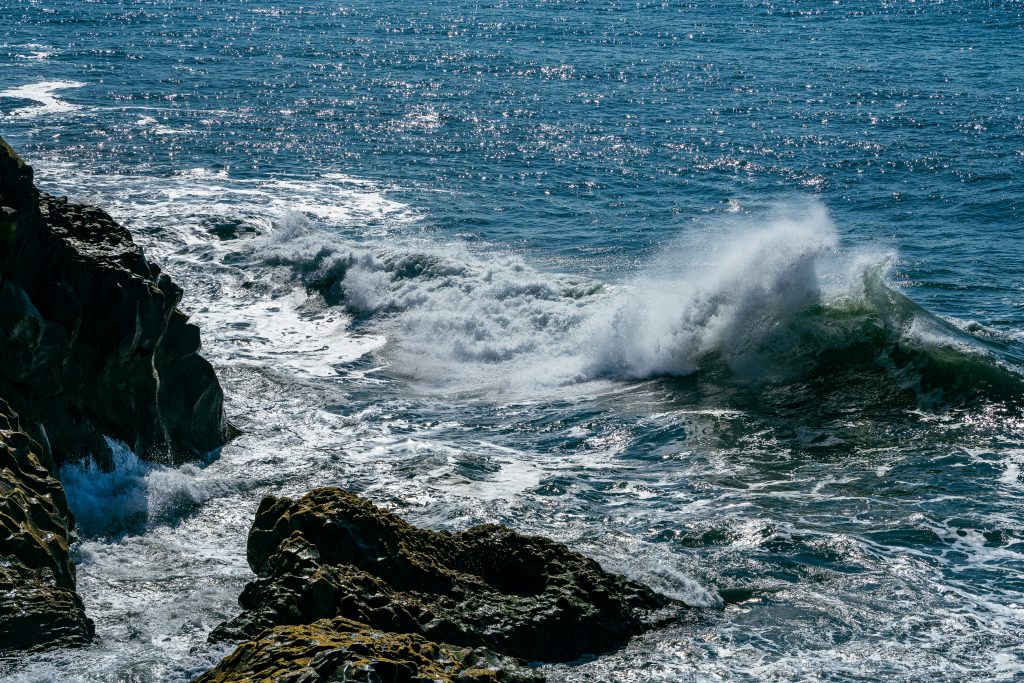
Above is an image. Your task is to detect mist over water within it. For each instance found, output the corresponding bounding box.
[3,1,1024,681]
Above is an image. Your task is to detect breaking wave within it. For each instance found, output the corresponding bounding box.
[250,200,1024,406]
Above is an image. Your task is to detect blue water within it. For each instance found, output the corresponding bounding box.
[3,1,1024,681]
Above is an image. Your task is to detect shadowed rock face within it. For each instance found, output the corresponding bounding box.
[0,137,231,653]
[0,136,229,467]
[211,488,678,665]
[196,617,544,683]
[0,400,93,652]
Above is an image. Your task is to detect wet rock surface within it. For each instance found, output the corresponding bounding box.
[210,487,679,670]
[0,400,93,652]
[0,135,229,467]
[0,136,231,653]
[197,617,543,683]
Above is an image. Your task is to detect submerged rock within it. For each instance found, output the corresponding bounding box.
[0,400,93,652]
[210,487,678,670]
[0,135,230,467]
[197,617,543,683]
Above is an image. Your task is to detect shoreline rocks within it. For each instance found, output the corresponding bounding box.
[204,488,682,681]
[0,136,231,653]
[0,136,230,468]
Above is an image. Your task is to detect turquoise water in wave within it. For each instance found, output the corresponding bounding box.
[3,2,1024,681]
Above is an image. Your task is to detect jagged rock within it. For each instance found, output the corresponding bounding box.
[0,136,229,467]
[211,488,677,664]
[0,137,233,654]
[0,400,93,652]
[196,617,543,683]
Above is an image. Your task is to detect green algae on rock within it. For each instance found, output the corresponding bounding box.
[196,617,543,683]
[211,488,680,664]
[0,400,93,652]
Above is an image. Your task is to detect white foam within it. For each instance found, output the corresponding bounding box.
[31,161,418,242]
[194,284,385,378]
[60,439,241,538]
[14,43,54,60]
[261,199,877,394]
[0,80,85,119]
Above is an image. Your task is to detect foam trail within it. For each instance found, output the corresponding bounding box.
[0,80,85,119]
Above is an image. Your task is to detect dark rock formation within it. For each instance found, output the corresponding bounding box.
[0,136,231,653]
[0,135,229,467]
[211,488,678,665]
[0,400,93,652]
[196,617,543,683]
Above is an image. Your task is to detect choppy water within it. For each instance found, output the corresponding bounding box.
[3,1,1024,680]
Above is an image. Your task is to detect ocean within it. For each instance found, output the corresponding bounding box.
[2,0,1023,680]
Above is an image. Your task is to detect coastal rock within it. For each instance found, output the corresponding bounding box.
[0,400,93,652]
[211,488,677,664]
[0,136,232,653]
[196,617,543,683]
[0,135,229,467]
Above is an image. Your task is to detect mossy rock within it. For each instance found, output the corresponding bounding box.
[211,488,681,663]
[196,617,542,683]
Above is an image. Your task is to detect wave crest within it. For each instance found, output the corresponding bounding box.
[250,202,1023,405]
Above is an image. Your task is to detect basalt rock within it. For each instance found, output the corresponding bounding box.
[0,400,93,652]
[196,617,543,683]
[210,488,678,665]
[0,135,229,467]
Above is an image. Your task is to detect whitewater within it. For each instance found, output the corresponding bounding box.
[3,0,1024,680]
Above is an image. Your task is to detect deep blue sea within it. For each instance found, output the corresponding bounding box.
[3,1,1024,680]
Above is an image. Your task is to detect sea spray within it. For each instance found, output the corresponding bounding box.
[247,200,1023,404]
[61,438,241,538]
[586,201,841,381]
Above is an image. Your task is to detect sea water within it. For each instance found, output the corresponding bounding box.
[2,1,1023,680]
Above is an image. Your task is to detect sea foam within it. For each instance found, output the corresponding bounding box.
[0,80,85,119]
[61,439,239,538]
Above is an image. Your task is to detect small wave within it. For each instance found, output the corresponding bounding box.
[0,80,85,119]
[13,43,54,60]
[60,439,240,538]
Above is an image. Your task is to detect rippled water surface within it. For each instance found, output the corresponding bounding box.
[2,1,1023,681]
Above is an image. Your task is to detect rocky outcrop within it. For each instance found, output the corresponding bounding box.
[0,136,229,467]
[0,136,231,653]
[197,617,543,683]
[208,488,678,679]
[0,400,93,652]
